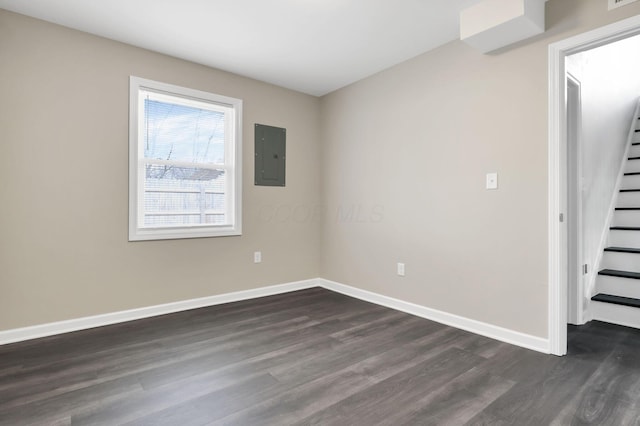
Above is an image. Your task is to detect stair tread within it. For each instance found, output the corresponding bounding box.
[615,207,640,210]
[620,189,640,192]
[610,226,640,231]
[629,157,640,160]
[599,269,640,279]
[592,293,640,308]
[633,143,640,146]
[625,172,640,176]
[605,247,640,254]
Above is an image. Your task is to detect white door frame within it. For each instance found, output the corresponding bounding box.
[566,73,584,326]
[548,15,640,356]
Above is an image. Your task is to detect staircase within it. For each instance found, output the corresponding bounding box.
[592,113,640,328]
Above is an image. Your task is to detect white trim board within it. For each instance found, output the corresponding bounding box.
[1,277,550,353]
[0,279,318,345]
[566,73,584,326]
[320,279,550,354]
[548,14,640,356]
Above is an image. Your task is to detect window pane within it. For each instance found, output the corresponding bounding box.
[143,97,225,164]
[143,164,226,228]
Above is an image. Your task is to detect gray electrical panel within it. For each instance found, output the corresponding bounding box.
[255,124,286,186]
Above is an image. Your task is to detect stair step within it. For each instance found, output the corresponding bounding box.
[634,143,640,146]
[625,161,640,174]
[598,269,640,280]
[610,227,640,231]
[592,293,640,308]
[602,252,640,274]
[618,191,640,207]
[620,189,640,192]
[593,297,640,328]
[622,175,640,189]
[625,172,640,176]
[597,274,640,298]
[613,209,640,227]
[605,247,640,254]
[609,228,640,246]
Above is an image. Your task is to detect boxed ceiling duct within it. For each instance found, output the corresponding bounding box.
[460,0,545,53]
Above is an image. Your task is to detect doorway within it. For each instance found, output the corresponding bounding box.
[548,15,640,356]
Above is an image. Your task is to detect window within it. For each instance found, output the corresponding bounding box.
[129,77,242,241]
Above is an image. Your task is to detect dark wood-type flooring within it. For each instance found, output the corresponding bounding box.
[1,287,640,425]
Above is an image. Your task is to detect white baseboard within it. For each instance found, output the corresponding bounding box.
[0,279,319,345]
[1,277,550,354]
[319,279,550,354]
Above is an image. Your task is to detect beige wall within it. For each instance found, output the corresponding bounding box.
[319,0,640,338]
[0,10,321,330]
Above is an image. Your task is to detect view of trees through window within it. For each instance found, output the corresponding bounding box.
[142,95,227,227]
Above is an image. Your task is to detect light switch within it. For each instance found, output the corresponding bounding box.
[486,172,498,190]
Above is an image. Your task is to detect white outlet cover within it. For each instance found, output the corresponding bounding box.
[397,263,405,277]
[254,251,262,263]
[486,172,498,190]
[609,0,639,10]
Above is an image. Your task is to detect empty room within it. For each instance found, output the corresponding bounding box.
[2,0,640,424]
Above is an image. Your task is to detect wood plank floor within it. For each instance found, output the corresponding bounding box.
[1,287,640,425]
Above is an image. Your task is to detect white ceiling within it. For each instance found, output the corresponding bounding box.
[0,0,482,96]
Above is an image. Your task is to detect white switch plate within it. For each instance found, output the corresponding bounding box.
[254,251,262,263]
[397,262,405,277]
[486,172,498,190]
[609,0,639,10]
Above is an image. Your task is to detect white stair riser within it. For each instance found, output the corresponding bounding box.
[613,210,640,227]
[592,300,640,329]
[602,251,640,273]
[616,191,640,207]
[597,275,640,299]
[631,145,640,158]
[621,174,640,189]
[608,230,640,247]
[625,160,640,174]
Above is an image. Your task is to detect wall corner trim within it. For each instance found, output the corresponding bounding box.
[319,279,551,354]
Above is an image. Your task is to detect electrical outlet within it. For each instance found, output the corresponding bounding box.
[397,262,405,277]
[254,251,262,263]
[486,172,498,190]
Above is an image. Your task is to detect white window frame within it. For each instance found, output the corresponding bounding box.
[129,76,242,241]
